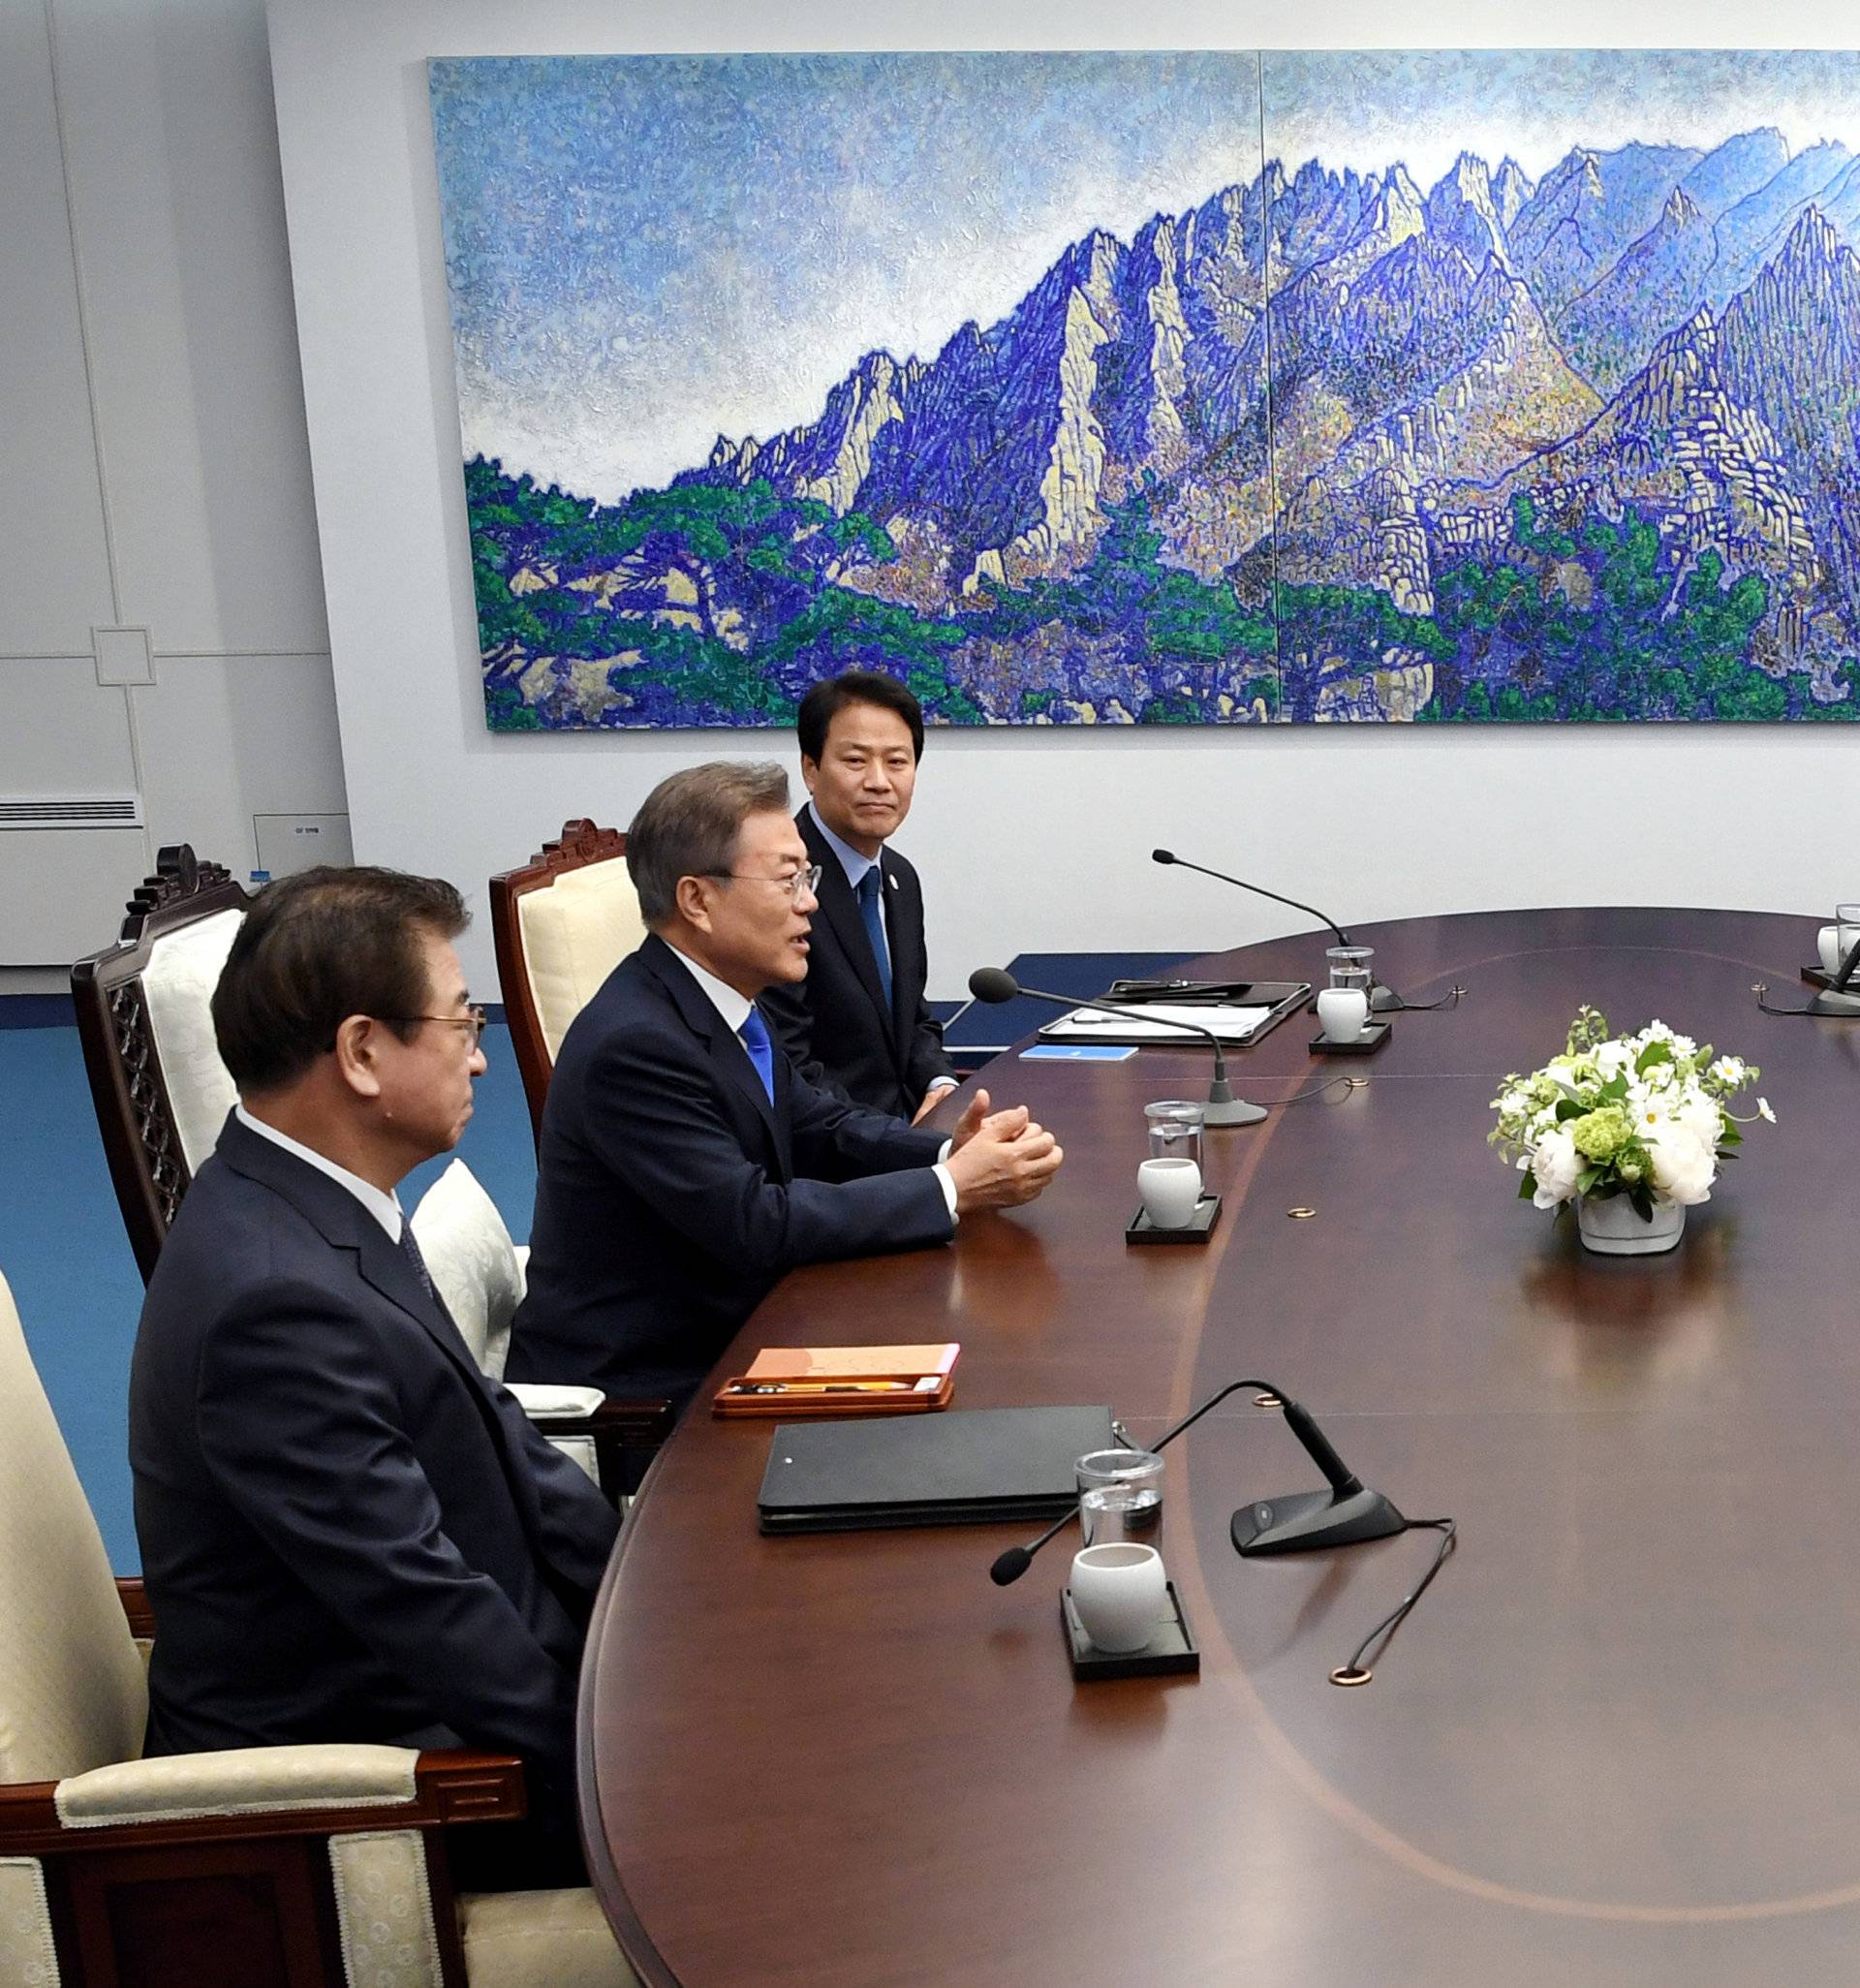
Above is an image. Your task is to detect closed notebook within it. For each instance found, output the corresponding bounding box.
[757,1404,1114,1535]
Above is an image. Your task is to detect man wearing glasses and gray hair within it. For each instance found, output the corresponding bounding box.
[511,761,1063,1415]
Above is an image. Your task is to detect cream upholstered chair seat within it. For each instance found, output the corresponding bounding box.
[0,1266,637,1987]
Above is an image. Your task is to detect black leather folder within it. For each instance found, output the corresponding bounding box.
[757,1404,1115,1535]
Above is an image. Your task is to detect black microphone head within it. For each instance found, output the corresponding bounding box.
[1151,848,1176,865]
[989,1545,1033,1586]
[969,967,1020,1005]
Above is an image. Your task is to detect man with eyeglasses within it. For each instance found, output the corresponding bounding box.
[129,866,619,1892]
[511,761,1063,1414]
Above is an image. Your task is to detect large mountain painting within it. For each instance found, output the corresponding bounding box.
[429,50,1860,728]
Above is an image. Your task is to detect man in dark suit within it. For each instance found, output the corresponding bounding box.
[762,670,957,1120]
[130,867,618,1890]
[511,761,1063,1412]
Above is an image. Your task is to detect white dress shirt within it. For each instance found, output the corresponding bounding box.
[234,1103,404,1240]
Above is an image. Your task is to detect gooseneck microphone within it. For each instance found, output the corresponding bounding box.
[967,967,1265,1126]
[1151,847,1403,1013]
[987,1377,1408,1587]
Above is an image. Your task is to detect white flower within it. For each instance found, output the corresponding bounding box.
[1756,1096,1776,1123]
[1531,1128,1582,1209]
[1673,1093,1723,1149]
[1711,1056,1746,1086]
[1643,1020,1674,1042]
[1595,1041,1634,1081]
[1647,1125,1716,1206]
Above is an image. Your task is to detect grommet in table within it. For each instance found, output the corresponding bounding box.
[1286,1205,1317,1220]
[1329,1664,1373,1688]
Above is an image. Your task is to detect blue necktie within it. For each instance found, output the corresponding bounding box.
[856,866,893,1010]
[738,1006,775,1104]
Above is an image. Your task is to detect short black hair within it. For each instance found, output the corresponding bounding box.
[212,866,469,1093]
[626,761,790,927]
[795,669,924,764]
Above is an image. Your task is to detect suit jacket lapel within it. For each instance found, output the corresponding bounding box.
[214,1115,526,1441]
[880,854,921,1041]
[641,936,790,1177]
[799,809,895,1042]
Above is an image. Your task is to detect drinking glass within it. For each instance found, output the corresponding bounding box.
[1326,946,1376,996]
[1075,1448,1164,1550]
[1144,1100,1204,1169]
[1838,904,1860,973]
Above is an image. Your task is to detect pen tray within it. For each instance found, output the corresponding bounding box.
[713,1373,954,1418]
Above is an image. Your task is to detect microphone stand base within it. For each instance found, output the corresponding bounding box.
[1204,1095,1267,1126]
[1369,984,1404,1013]
[1231,1486,1407,1556]
[1807,988,1860,1016]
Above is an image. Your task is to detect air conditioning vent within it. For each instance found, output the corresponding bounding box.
[0,794,143,830]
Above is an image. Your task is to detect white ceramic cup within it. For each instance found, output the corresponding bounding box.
[1137,1156,1201,1228]
[1070,1542,1168,1654]
[1317,986,1370,1041]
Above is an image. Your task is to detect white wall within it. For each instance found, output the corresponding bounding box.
[266,0,1860,998]
[1,0,344,972]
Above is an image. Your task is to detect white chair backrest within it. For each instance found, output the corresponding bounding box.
[0,1270,147,1783]
[410,1161,525,1380]
[140,907,243,1174]
[515,860,645,1064]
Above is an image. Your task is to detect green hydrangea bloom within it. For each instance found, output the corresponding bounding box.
[1569,1104,1633,1162]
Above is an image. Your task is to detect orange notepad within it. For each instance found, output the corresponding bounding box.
[712,1343,960,1418]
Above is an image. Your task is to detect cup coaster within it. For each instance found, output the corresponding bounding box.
[1309,1019,1391,1056]
[1126,1194,1222,1245]
[1062,1581,1200,1680]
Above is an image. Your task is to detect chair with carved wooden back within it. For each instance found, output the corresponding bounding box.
[0,1263,637,1988]
[70,845,249,1285]
[488,822,645,1151]
[70,848,670,1499]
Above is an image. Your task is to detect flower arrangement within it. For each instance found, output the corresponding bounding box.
[1490,1008,1774,1220]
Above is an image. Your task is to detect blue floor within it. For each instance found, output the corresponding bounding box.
[0,1019,539,1572]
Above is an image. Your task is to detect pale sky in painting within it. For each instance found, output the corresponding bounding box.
[1269,48,1860,184]
[430,48,1860,506]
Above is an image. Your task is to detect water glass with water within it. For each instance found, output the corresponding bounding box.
[1144,1100,1205,1170]
[1075,1448,1164,1551]
[1326,946,1376,996]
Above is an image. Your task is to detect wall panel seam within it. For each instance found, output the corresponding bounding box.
[41,0,124,629]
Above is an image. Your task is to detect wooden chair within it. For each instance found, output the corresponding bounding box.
[70,845,249,1285]
[0,1266,637,1988]
[69,847,670,1499]
[488,822,645,1150]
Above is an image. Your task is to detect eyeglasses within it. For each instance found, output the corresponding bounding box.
[699,864,822,906]
[378,1006,490,1049]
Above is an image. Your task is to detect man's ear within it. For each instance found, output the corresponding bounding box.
[673,874,715,934]
[799,755,821,796]
[332,1014,387,1100]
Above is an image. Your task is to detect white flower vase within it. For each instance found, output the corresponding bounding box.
[1575,1194,1686,1257]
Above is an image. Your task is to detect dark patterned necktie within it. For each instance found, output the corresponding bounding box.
[398,1220,453,1324]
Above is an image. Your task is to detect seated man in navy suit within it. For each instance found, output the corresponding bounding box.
[511,761,1062,1412]
[130,867,618,1890]
[761,669,957,1120]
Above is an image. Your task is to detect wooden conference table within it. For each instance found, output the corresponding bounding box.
[578,906,1860,1987]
